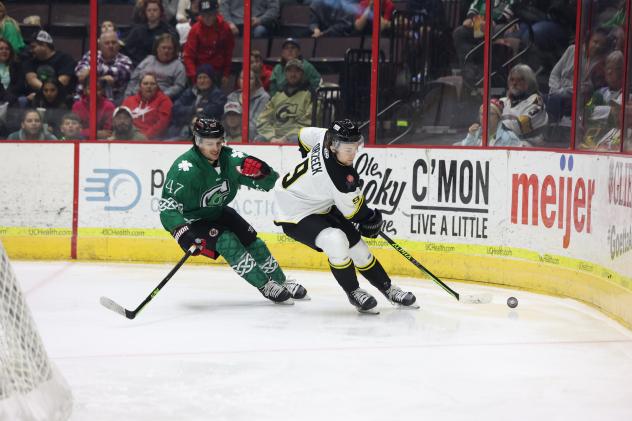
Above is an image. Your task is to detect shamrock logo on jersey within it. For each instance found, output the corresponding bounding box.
[178,160,193,172]
[231,150,245,158]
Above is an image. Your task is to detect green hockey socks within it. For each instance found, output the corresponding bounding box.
[215,232,269,289]
[246,238,286,284]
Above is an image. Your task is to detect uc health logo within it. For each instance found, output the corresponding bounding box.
[85,169,142,211]
[510,155,596,249]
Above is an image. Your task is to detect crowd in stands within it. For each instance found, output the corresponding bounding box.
[0,0,628,152]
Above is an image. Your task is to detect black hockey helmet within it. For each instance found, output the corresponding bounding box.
[328,119,363,146]
[192,117,224,146]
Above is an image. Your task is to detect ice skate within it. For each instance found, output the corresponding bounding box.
[382,285,419,309]
[259,280,294,304]
[283,279,310,300]
[347,288,379,314]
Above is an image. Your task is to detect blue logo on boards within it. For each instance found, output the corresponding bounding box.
[85,169,142,211]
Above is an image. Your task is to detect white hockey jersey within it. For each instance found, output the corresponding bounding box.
[500,93,548,145]
[273,127,371,224]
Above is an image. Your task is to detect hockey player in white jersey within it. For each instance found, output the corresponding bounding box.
[273,119,417,313]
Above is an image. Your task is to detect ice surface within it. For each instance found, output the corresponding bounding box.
[14,260,632,421]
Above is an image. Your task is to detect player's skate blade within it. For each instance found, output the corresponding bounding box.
[283,279,310,300]
[347,288,378,314]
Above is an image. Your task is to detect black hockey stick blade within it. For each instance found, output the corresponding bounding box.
[379,232,491,304]
[99,245,196,320]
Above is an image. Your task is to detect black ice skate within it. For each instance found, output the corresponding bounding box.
[259,280,293,304]
[383,285,419,309]
[347,288,379,314]
[283,279,309,300]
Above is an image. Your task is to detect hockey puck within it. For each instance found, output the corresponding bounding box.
[507,296,518,308]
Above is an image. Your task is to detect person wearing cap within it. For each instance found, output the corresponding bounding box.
[220,0,279,38]
[125,33,186,100]
[256,58,314,143]
[309,0,356,38]
[108,106,147,141]
[183,0,234,88]
[172,63,226,130]
[75,30,133,104]
[226,68,270,139]
[123,0,179,66]
[121,72,173,139]
[271,119,417,313]
[24,30,77,95]
[222,101,242,142]
[269,38,321,96]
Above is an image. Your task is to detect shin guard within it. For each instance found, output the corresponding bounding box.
[216,232,269,289]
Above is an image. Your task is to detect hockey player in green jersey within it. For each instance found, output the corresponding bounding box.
[159,117,307,303]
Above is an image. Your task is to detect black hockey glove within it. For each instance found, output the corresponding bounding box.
[358,209,382,239]
[172,224,204,255]
[239,156,270,179]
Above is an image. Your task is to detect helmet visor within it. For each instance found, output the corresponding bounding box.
[195,135,225,147]
[332,134,364,153]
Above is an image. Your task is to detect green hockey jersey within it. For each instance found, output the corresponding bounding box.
[159,146,279,233]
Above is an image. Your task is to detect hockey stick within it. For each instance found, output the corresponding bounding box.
[379,232,492,304]
[100,245,197,319]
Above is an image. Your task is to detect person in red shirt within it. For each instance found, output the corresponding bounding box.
[354,0,394,34]
[251,49,272,92]
[121,72,173,139]
[182,0,234,89]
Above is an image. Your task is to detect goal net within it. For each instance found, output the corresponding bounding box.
[0,240,73,421]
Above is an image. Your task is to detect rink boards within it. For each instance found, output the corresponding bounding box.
[1,142,631,327]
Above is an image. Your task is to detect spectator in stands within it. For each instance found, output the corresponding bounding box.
[183,0,234,89]
[227,69,269,139]
[176,0,200,23]
[108,106,147,140]
[133,0,180,25]
[125,33,186,100]
[255,59,314,143]
[251,49,272,92]
[354,0,394,34]
[0,2,24,53]
[452,0,515,84]
[30,79,73,137]
[269,38,321,96]
[579,50,624,151]
[172,64,226,130]
[222,100,242,142]
[100,21,126,49]
[309,0,357,37]
[75,30,133,104]
[58,112,85,140]
[124,0,179,66]
[499,64,548,146]
[24,30,77,97]
[72,77,115,139]
[0,38,24,136]
[220,0,280,38]
[456,98,525,147]
[7,109,57,140]
[122,72,173,139]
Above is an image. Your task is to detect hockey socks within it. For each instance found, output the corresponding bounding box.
[216,232,269,289]
[357,256,391,292]
[329,259,359,293]
[246,238,286,283]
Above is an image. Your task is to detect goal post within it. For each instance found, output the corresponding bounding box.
[0,240,73,421]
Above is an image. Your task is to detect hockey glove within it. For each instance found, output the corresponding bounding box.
[358,209,383,239]
[172,224,204,255]
[239,156,270,179]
